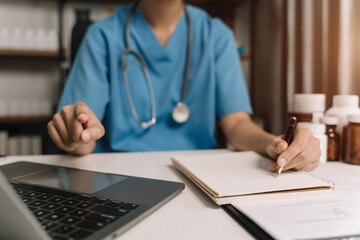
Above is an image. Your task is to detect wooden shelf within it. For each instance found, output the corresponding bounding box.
[0,49,59,58]
[0,116,52,123]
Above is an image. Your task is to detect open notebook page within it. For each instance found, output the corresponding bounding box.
[172,151,332,198]
[233,165,360,239]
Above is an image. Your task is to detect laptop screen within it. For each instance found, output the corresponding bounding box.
[13,167,128,194]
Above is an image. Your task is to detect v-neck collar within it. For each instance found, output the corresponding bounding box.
[131,6,187,61]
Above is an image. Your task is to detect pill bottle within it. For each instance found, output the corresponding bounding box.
[321,116,340,161]
[11,28,25,49]
[297,122,328,163]
[0,27,10,49]
[325,95,360,135]
[341,114,360,165]
[312,112,324,124]
[289,94,326,124]
[24,28,35,50]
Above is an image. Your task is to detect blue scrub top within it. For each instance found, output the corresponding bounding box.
[58,4,253,152]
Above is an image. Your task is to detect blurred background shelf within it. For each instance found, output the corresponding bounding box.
[240,54,250,61]
[0,116,52,123]
[0,49,59,58]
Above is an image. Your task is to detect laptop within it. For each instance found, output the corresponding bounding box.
[0,161,185,240]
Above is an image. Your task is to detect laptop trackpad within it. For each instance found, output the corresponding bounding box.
[14,167,128,195]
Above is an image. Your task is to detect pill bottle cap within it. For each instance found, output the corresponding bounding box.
[312,112,324,123]
[293,94,326,113]
[333,95,359,108]
[297,122,326,135]
[347,114,360,123]
[321,116,338,125]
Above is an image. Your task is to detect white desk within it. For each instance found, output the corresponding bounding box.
[1,150,360,240]
[0,149,253,240]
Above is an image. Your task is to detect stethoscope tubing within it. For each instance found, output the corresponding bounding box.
[121,48,156,129]
[121,0,191,129]
[181,5,192,103]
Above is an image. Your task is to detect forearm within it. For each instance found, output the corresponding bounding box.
[221,112,321,172]
[228,121,274,156]
[221,112,275,157]
[68,142,96,156]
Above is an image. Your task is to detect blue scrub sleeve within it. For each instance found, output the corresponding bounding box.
[214,20,253,118]
[57,24,110,121]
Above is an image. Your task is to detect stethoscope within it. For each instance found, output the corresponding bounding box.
[121,0,192,129]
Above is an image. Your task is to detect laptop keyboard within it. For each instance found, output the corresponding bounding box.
[10,181,140,240]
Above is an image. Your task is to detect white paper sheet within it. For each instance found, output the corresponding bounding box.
[233,164,360,240]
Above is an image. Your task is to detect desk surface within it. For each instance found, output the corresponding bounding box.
[1,150,360,240]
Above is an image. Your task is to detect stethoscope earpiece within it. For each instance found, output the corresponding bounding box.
[141,118,156,129]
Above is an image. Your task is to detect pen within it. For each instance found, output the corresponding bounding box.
[276,116,297,177]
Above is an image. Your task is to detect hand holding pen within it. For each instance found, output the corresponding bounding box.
[276,117,296,176]
[268,117,322,175]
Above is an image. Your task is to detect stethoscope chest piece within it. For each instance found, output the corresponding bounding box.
[172,102,190,124]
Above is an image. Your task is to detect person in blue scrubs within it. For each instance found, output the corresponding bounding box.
[48,0,321,172]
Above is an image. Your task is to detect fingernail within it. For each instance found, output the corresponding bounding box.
[78,114,86,121]
[278,158,287,167]
[269,164,277,172]
[82,131,90,142]
[276,142,286,153]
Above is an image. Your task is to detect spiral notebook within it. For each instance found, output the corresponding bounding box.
[172,151,334,205]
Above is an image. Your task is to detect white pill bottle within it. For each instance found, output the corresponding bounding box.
[325,95,360,135]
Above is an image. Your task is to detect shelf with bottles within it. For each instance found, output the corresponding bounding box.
[0,100,54,124]
[0,26,58,57]
[0,117,59,154]
[0,131,43,156]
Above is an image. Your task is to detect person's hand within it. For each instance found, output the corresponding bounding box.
[47,101,105,153]
[266,128,321,172]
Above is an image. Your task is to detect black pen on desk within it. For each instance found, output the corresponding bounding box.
[276,117,297,177]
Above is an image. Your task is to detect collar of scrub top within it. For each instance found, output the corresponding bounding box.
[121,0,192,129]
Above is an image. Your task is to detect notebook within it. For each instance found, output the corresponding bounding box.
[172,151,333,205]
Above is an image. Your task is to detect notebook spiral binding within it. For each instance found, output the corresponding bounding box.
[298,170,336,189]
